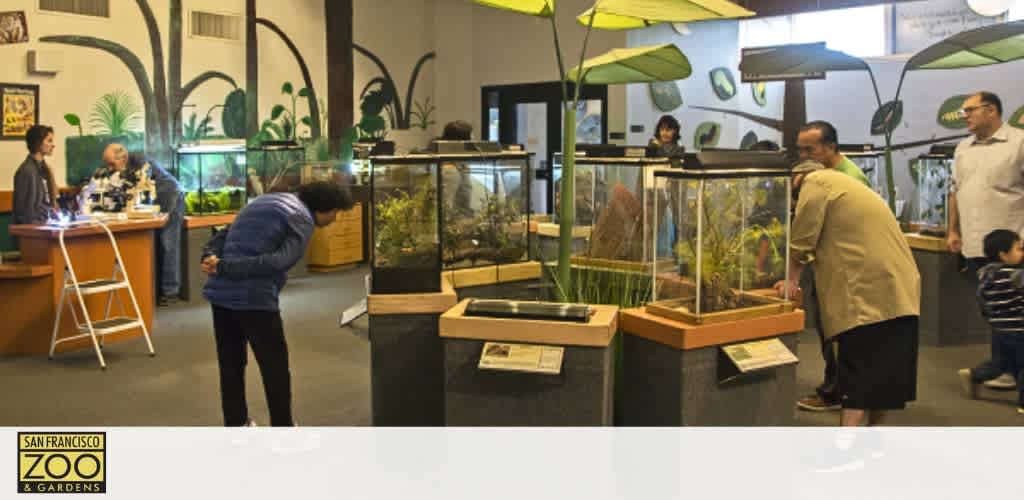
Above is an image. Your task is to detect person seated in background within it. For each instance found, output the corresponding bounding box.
[90,144,185,306]
[958,229,1024,416]
[439,120,479,217]
[12,124,59,225]
[648,115,684,160]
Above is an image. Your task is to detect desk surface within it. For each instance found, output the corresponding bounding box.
[0,263,53,279]
[9,217,167,240]
[184,213,237,229]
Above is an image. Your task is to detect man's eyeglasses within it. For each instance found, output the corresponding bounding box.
[959,103,991,118]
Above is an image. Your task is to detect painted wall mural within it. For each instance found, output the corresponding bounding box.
[751,82,767,107]
[694,121,721,150]
[936,95,970,129]
[870,100,903,136]
[1011,105,1024,130]
[649,81,682,112]
[353,44,435,131]
[709,67,737,101]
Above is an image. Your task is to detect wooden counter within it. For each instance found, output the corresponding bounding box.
[619,307,804,351]
[5,217,165,355]
[904,233,949,252]
[184,213,237,229]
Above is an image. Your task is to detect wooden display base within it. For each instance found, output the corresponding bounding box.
[441,299,619,426]
[307,263,359,274]
[444,261,542,289]
[645,293,794,326]
[368,275,457,315]
[536,222,592,238]
[905,233,949,253]
[569,255,673,273]
[618,307,803,426]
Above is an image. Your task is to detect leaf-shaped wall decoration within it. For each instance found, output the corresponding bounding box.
[870,100,903,136]
[649,81,682,112]
[936,95,970,129]
[752,82,767,107]
[740,131,759,150]
[694,122,721,150]
[709,67,737,101]
[1010,105,1024,130]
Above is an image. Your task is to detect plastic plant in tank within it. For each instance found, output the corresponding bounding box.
[374,183,438,269]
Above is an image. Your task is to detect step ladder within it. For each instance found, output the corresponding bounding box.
[49,220,155,369]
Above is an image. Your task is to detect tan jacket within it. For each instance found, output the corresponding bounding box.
[791,169,920,339]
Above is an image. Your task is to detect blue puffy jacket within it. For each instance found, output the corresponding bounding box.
[202,193,315,312]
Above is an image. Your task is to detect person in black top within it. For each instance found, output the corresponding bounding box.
[648,115,684,160]
[12,125,58,225]
[958,229,1024,415]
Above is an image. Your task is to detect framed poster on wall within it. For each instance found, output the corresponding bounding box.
[1,83,39,140]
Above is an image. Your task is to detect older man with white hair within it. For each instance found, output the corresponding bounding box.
[777,160,921,426]
[92,144,184,306]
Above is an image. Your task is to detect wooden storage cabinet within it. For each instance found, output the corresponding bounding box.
[307,203,364,270]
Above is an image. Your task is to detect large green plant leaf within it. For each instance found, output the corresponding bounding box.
[906,20,1024,70]
[281,82,293,94]
[577,0,754,30]
[740,131,759,150]
[936,95,970,130]
[473,0,554,17]
[751,82,767,106]
[89,90,141,136]
[870,100,903,136]
[568,44,692,84]
[649,81,683,111]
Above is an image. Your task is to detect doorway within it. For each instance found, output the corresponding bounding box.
[481,82,608,214]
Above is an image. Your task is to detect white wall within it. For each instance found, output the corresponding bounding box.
[627,21,785,150]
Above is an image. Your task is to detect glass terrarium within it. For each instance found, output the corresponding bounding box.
[370,158,441,294]
[841,147,886,199]
[246,142,306,197]
[440,153,530,269]
[911,147,953,236]
[551,150,671,270]
[647,151,795,325]
[175,144,248,215]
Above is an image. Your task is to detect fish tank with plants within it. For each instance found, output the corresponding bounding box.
[175,144,248,216]
[440,153,531,270]
[646,151,795,325]
[552,147,672,271]
[840,146,885,199]
[370,158,441,294]
[911,145,954,236]
[246,141,306,197]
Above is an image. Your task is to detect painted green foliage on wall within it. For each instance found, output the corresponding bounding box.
[694,122,721,150]
[752,82,767,107]
[649,81,682,111]
[354,44,436,131]
[39,0,237,168]
[870,100,903,136]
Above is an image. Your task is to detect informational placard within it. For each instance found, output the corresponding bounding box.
[722,338,798,373]
[893,0,1004,55]
[478,342,564,375]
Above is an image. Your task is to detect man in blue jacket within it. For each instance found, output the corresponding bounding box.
[201,181,354,427]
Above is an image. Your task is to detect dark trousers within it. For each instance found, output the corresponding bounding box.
[803,266,839,403]
[966,257,1008,376]
[970,333,1024,407]
[211,305,294,426]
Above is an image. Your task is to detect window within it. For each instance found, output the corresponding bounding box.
[39,0,109,18]
[190,11,241,42]
[739,5,888,58]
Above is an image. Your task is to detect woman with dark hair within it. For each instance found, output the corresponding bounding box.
[648,114,684,159]
[13,124,59,225]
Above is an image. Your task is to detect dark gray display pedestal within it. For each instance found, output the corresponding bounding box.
[440,299,619,426]
[179,216,234,303]
[909,241,988,346]
[367,283,457,426]
[618,308,804,426]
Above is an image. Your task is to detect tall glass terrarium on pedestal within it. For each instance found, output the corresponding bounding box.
[551,148,672,271]
[911,145,954,236]
[370,158,441,294]
[440,154,530,270]
[646,151,795,325]
[175,144,248,215]
[841,146,887,201]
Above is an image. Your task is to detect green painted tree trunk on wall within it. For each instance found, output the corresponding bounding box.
[255,18,321,139]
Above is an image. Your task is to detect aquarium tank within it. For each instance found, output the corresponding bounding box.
[246,141,306,197]
[841,146,886,199]
[911,145,954,236]
[370,158,441,294]
[552,147,672,268]
[175,144,248,215]
[440,153,530,270]
[647,151,794,325]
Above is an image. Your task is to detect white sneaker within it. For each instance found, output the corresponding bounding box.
[983,373,1017,390]
[957,369,977,399]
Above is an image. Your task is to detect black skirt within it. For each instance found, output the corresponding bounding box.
[836,316,919,410]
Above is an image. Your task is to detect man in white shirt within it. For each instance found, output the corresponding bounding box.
[949,91,1024,390]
